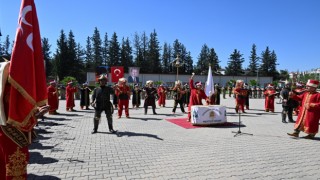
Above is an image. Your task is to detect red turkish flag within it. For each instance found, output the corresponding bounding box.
[7,0,47,132]
[111,66,124,83]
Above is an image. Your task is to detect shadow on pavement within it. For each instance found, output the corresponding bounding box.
[29,151,59,164]
[128,117,162,121]
[28,174,60,180]
[116,131,163,140]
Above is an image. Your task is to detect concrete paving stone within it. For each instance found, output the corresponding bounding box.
[27,98,320,179]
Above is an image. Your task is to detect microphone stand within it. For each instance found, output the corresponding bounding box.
[232,111,253,137]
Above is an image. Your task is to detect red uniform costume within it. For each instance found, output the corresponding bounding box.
[1,81,29,180]
[157,85,167,107]
[234,87,248,113]
[47,83,59,114]
[188,79,208,121]
[293,86,306,116]
[264,85,276,112]
[66,83,77,111]
[291,90,320,135]
[115,83,131,118]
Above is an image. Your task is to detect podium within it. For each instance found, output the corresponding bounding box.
[191,105,227,125]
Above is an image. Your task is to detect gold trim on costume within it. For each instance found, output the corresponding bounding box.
[6,147,27,178]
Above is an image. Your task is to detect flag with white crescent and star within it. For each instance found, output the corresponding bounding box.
[111,66,124,83]
[7,0,47,132]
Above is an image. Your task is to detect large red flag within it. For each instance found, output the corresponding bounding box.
[7,0,47,132]
[111,66,124,83]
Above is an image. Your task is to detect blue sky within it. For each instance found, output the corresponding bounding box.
[1,0,319,72]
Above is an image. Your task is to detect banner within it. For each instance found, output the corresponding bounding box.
[7,0,47,132]
[128,67,140,83]
[205,65,215,97]
[111,66,124,83]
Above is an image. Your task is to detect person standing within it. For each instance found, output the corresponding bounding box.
[157,84,167,107]
[47,80,60,115]
[187,73,208,122]
[228,86,233,97]
[66,81,77,111]
[143,80,158,115]
[132,85,142,108]
[183,84,191,107]
[222,86,227,99]
[214,84,221,105]
[172,80,186,114]
[80,82,92,110]
[287,79,320,139]
[264,84,277,112]
[91,75,116,134]
[280,83,296,123]
[233,80,247,113]
[115,78,131,118]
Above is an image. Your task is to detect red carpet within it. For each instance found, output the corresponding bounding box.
[165,118,237,129]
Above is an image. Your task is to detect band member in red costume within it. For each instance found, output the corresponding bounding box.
[287,79,320,139]
[233,80,248,113]
[66,81,77,111]
[1,64,49,180]
[187,73,208,122]
[115,78,131,118]
[47,80,60,114]
[264,84,277,112]
[157,84,167,107]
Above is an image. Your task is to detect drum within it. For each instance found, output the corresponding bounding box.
[191,105,227,125]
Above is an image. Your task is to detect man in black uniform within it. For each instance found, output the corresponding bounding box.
[143,80,157,115]
[280,83,297,123]
[91,75,116,134]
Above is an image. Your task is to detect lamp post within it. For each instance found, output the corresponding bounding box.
[173,54,184,81]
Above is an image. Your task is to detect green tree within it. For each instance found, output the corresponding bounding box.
[108,32,120,66]
[102,32,109,66]
[225,49,245,76]
[195,44,210,75]
[75,43,86,82]
[67,30,78,78]
[161,42,172,73]
[52,30,68,80]
[120,37,133,72]
[92,27,103,67]
[85,36,94,71]
[247,44,260,76]
[41,37,53,78]
[147,29,161,73]
[208,48,220,74]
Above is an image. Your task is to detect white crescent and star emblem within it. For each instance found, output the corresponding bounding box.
[114,69,121,77]
[17,5,34,52]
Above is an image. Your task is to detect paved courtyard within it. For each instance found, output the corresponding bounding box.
[27,96,320,180]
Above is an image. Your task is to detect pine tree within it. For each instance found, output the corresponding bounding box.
[161,42,171,73]
[208,48,220,74]
[75,43,86,82]
[92,27,103,67]
[41,37,52,78]
[260,46,274,77]
[120,37,133,72]
[108,32,120,66]
[195,44,210,75]
[102,32,109,66]
[225,49,245,76]
[247,44,260,76]
[85,36,94,71]
[133,32,143,68]
[67,30,78,78]
[53,30,68,80]
[147,30,161,73]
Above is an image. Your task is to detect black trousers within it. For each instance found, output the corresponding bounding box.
[172,99,185,113]
[93,109,113,131]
